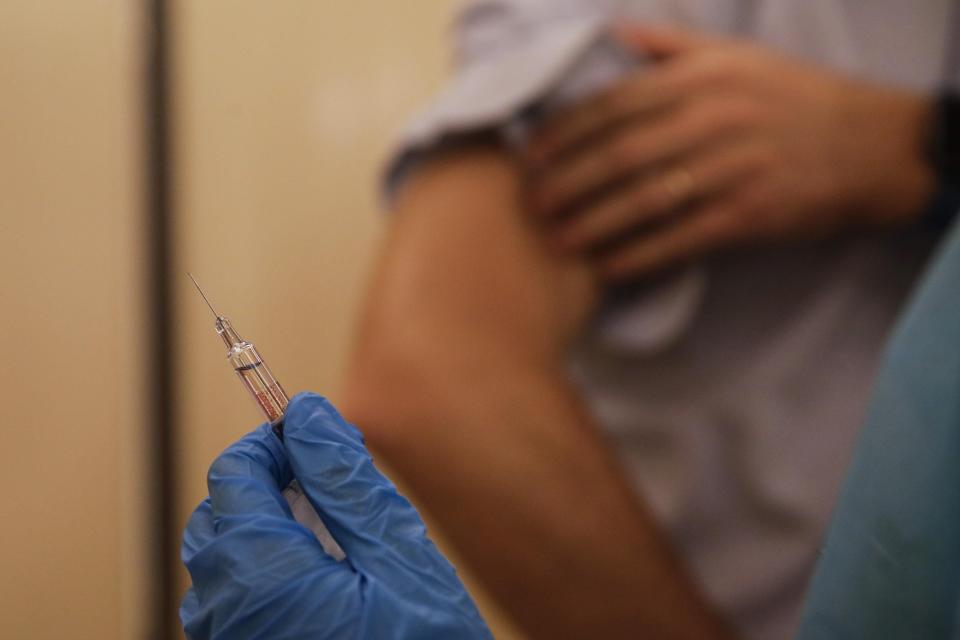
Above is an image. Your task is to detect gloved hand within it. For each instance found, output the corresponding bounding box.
[180,392,492,639]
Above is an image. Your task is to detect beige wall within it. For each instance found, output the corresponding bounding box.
[1,2,523,637]
[172,1,521,637]
[0,1,146,639]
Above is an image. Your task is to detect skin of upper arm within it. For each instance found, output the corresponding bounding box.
[341,143,596,443]
[387,144,594,359]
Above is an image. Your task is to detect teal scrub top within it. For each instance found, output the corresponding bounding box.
[800,218,960,638]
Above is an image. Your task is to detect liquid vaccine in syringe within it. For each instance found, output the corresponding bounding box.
[217,315,288,435]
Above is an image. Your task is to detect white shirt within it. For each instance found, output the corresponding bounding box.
[385,2,951,637]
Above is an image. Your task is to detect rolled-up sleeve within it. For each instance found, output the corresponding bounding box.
[385,0,628,194]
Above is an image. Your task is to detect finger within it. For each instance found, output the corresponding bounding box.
[613,24,724,59]
[191,429,354,608]
[529,44,737,163]
[533,96,753,216]
[528,69,678,163]
[599,201,742,279]
[206,424,296,530]
[204,428,354,564]
[181,498,215,566]
[552,142,768,250]
[283,393,462,588]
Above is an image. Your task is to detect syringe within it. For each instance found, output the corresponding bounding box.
[188,273,289,437]
[188,273,346,560]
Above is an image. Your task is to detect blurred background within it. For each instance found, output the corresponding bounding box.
[1,1,519,637]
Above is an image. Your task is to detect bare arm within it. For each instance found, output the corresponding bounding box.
[341,144,731,639]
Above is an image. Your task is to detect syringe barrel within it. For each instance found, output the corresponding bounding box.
[226,341,289,426]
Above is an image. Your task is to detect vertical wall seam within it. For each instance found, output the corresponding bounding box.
[144,0,176,637]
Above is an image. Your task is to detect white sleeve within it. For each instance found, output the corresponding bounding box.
[384,0,631,194]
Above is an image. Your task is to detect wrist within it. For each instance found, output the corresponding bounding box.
[863,91,936,227]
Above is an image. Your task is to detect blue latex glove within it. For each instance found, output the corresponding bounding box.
[181,392,492,639]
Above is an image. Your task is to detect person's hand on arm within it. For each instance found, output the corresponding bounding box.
[180,392,492,639]
[527,26,936,279]
[341,144,732,639]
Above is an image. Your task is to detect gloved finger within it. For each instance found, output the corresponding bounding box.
[284,393,461,587]
[181,498,214,566]
[204,423,352,572]
[191,433,361,623]
[207,423,296,530]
